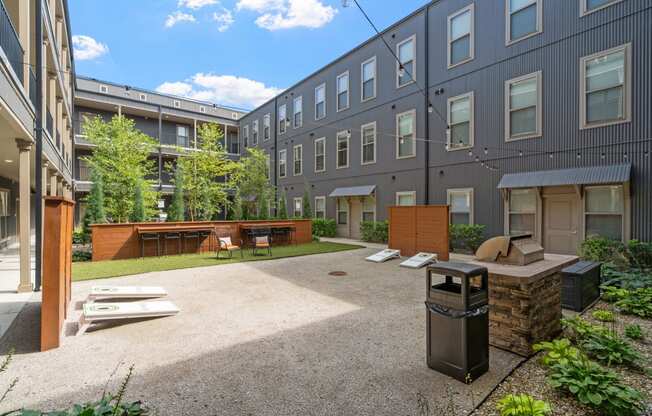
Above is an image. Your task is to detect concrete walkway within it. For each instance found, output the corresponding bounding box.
[0,241,35,339]
[0,244,522,415]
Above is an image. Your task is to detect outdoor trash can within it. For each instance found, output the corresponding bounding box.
[425,262,489,383]
[561,261,601,312]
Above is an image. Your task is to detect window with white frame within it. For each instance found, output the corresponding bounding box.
[177,125,189,147]
[315,84,326,120]
[173,100,181,108]
[581,44,630,128]
[506,0,542,44]
[337,72,350,111]
[448,189,473,224]
[293,144,303,176]
[293,96,303,128]
[242,125,249,148]
[314,196,326,219]
[509,188,536,236]
[314,137,326,173]
[362,197,376,222]
[337,198,348,225]
[278,149,287,178]
[361,57,376,101]
[585,185,624,241]
[293,197,302,218]
[336,131,349,169]
[279,104,287,134]
[252,120,259,146]
[448,5,474,68]
[139,93,147,101]
[397,35,416,87]
[506,72,542,141]
[99,84,109,94]
[361,122,376,165]
[396,191,416,206]
[581,0,622,16]
[199,106,206,113]
[396,110,416,158]
[263,114,271,140]
[447,92,474,150]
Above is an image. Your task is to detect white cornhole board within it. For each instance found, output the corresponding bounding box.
[87,286,168,303]
[400,252,438,269]
[365,249,401,263]
[78,301,180,335]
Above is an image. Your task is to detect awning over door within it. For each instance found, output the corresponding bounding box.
[329,185,376,198]
[497,164,631,189]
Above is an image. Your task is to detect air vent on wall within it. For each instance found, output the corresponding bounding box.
[99,85,109,94]
[139,93,147,101]
[231,112,238,120]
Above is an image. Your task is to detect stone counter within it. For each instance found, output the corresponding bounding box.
[449,253,578,356]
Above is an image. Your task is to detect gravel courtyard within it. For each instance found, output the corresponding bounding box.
[0,246,522,415]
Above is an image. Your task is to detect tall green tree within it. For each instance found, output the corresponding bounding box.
[231,148,275,219]
[83,115,158,223]
[302,188,312,219]
[81,169,106,241]
[167,165,185,222]
[258,192,270,220]
[129,182,146,222]
[277,190,288,219]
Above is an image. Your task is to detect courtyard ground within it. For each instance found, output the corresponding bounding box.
[0,245,522,415]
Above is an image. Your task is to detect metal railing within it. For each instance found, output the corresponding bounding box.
[46,111,53,137]
[56,129,61,150]
[29,68,36,107]
[0,0,24,82]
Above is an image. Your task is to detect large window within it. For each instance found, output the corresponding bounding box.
[448,188,473,224]
[581,44,631,129]
[293,197,302,218]
[293,96,303,128]
[396,110,416,159]
[509,188,536,236]
[337,198,348,225]
[252,120,259,146]
[278,149,287,178]
[336,131,349,169]
[505,72,542,141]
[314,137,326,173]
[361,122,376,165]
[361,57,376,102]
[506,0,542,44]
[263,114,271,141]
[396,191,416,206]
[315,196,326,219]
[177,125,189,147]
[278,104,287,134]
[447,92,474,151]
[585,185,624,241]
[362,197,376,222]
[581,0,622,15]
[397,35,416,88]
[315,84,326,120]
[293,144,303,176]
[448,5,474,68]
[337,72,350,112]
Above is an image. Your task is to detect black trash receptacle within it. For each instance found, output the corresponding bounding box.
[425,262,489,383]
[561,261,601,312]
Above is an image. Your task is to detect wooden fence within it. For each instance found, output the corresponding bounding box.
[41,197,75,352]
[388,206,450,260]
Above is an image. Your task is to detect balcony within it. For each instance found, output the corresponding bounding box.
[56,129,60,150]
[78,163,91,182]
[160,132,192,149]
[46,110,53,137]
[0,0,24,83]
[29,68,36,107]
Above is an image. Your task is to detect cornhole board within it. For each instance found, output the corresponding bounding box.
[77,301,180,335]
[365,249,401,263]
[400,252,438,269]
[87,286,168,303]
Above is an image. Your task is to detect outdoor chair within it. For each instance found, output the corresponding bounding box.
[252,235,272,257]
[217,236,243,259]
[164,232,182,255]
[140,233,160,258]
[183,231,200,253]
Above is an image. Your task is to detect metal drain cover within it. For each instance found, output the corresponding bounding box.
[328,271,348,277]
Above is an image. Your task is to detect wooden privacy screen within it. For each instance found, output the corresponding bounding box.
[91,219,313,261]
[41,197,75,352]
[388,205,450,260]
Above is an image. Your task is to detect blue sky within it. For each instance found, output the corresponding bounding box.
[70,0,428,110]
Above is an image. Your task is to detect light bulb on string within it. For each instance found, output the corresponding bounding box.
[624,152,629,160]
[518,150,523,157]
[483,147,488,155]
[428,103,434,114]
[601,153,606,160]
[576,152,581,159]
[468,150,473,157]
[549,153,554,159]
[398,65,405,77]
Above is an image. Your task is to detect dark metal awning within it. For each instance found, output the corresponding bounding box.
[497,164,631,189]
[329,185,376,198]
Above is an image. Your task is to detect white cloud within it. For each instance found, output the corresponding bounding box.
[178,0,218,9]
[213,9,234,32]
[237,0,337,31]
[156,73,282,109]
[165,11,196,28]
[72,35,109,61]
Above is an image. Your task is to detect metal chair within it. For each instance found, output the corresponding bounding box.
[216,235,244,259]
[164,232,182,256]
[252,235,272,256]
[140,233,160,258]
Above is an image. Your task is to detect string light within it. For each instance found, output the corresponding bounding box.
[576,152,581,159]
[549,153,554,159]
[601,153,606,159]
[483,147,488,155]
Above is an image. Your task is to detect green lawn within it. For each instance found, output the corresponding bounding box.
[72,241,363,281]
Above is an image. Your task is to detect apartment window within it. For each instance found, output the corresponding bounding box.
[337,199,348,225]
[314,137,326,173]
[585,185,624,241]
[506,0,542,44]
[397,35,416,87]
[252,120,259,146]
[293,144,303,176]
[232,112,239,120]
[315,84,326,120]
[173,100,181,108]
[581,0,622,15]
[361,57,377,101]
[396,110,416,158]
[199,106,206,113]
[509,188,536,236]
[448,189,473,225]
[337,72,350,111]
[447,92,474,150]
[362,197,376,222]
[263,114,271,140]
[448,4,474,68]
[177,125,189,147]
[278,149,287,178]
[505,72,542,141]
[315,196,326,219]
[336,131,349,169]
[139,93,147,101]
[361,122,376,165]
[99,85,109,94]
[293,96,303,128]
[279,104,287,134]
[242,125,249,148]
[293,197,302,218]
[396,191,416,206]
[581,44,631,129]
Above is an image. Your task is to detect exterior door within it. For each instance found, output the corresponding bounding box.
[349,198,362,240]
[543,194,579,255]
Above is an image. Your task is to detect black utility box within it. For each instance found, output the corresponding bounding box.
[561,261,601,312]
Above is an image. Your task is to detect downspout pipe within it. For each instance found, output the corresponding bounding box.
[273,97,278,212]
[424,5,430,206]
[34,0,44,291]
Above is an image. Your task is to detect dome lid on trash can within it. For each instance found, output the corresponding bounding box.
[427,262,487,277]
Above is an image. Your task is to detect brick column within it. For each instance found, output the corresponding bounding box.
[16,139,33,293]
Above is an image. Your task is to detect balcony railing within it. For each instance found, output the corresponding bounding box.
[29,68,36,107]
[56,129,60,150]
[160,132,192,149]
[46,111,53,137]
[0,0,24,83]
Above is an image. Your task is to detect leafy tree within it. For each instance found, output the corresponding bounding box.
[83,115,158,223]
[81,169,106,241]
[258,192,270,220]
[230,195,243,220]
[277,190,288,219]
[129,182,146,223]
[231,148,275,219]
[167,166,185,222]
[302,188,312,219]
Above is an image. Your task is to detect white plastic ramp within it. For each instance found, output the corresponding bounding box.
[87,286,168,303]
[78,301,180,335]
[365,249,401,263]
[400,252,438,269]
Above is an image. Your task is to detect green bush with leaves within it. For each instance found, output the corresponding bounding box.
[449,224,485,252]
[581,237,627,265]
[496,394,551,416]
[591,309,615,322]
[360,221,388,243]
[312,218,336,238]
[624,324,644,341]
[72,250,92,263]
[602,286,629,302]
[613,287,652,318]
[601,263,652,290]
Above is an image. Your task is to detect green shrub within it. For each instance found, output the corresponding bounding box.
[614,287,652,318]
[601,263,652,290]
[533,338,581,367]
[602,285,629,302]
[72,229,88,245]
[360,221,388,243]
[580,236,626,265]
[312,218,336,238]
[496,394,551,416]
[624,239,652,269]
[624,324,644,341]
[591,309,615,322]
[72,250,92,263]
[449,224,485,252]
